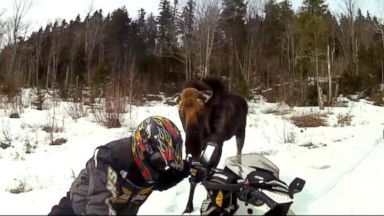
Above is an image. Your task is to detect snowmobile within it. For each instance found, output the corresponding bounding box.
[188,142,305,216]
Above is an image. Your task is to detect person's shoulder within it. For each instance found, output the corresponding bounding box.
[104,137,132,147]
[117,137,132,144]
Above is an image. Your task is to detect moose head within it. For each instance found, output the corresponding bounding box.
[175,87,212,157]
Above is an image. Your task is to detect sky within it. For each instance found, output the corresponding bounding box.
[1,89,384,214]
[0,0,382,34]
[0,0,160,33]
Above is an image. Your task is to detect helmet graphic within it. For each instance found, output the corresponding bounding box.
[132,116,183,183]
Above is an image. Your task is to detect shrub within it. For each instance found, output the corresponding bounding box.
[372,90,384,106]
[66,102,88,120]
[306,85,319,106]
[92,86,126,128]
[1,121,12,149]
[337,113,353,127]
[339,72,363,95]
[50,138,68,146]
[31,89,47,110]
[286,131,296,143]
[9,113,20,118]
[0,142,10,149]
[236,78,252,100]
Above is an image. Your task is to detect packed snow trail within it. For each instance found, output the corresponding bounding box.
[293,136,384,214]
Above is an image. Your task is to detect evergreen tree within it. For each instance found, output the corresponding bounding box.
[221,0,248,92]
[157,0,174,53]
[297,0,332,107]
[104,7,131,67]
[297,0,331,72]
[180,0,194,42]
[145,13,157,52]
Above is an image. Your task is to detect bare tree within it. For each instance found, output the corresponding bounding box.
[46,20,63,89]
[66,29,82,98]
[6,0,33,80]
[33,29,43,88]
[245,1,265,88]
[179,0,195,80]
[126,54,136,119]
[193,0,221,78]
[374,0,384,85]
[4,0,33,116]
[341,0,360,76]
[84,9,104,103]
[0,9,6,49]
[281,10,300,104]
[327,44,332,105]
[247,0,266,18]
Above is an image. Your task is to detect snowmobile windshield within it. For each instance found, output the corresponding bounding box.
[225,153,280,179]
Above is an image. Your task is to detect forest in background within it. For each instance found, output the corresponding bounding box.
[1,0,384,115]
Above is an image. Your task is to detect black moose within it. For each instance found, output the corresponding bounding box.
[176,77,248,213]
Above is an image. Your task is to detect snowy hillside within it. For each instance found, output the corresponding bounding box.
[0,90,384,215]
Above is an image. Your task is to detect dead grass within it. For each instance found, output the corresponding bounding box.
[290,113,328,128]
[8,180,32,194]
[299,142,327,149]
[42,125,63,133]
[263,108,286,115]
[49,138,68,146]
[262,107,291,115]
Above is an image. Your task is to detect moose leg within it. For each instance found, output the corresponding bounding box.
[184,181,197,213]
[235,129,245,156]
[236,129,245,165]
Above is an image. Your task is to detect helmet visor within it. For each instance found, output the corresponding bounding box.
[149,152,183,171]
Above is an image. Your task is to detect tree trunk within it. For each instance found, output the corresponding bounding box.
[327,45,332,106]
[46,57,51,89]
[35,39,41,88]
[315,38,324,110]
[381,30,384,84]
[204,28,210,78]
[65,66,70,89]
[355,37,359,76]
[28,53,32,87]
[381,59,384,84]
[335,82,339,101]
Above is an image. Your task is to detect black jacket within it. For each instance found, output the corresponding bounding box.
[69,137,189,215]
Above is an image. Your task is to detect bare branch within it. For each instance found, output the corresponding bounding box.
[9,0,33,44]
[193,0,221,77]
[0,9,6,48]
[86,0,95,17]
[247,0,266,18]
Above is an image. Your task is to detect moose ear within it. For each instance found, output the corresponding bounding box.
[198,90,212,103]
[173,93,181,104]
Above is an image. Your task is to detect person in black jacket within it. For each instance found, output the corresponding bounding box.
[49,116,190,215]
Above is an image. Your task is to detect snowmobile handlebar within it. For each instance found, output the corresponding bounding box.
[202,180,243,192]
[188,157,305,199]
[188,158,244,190]
[187,158,210,183]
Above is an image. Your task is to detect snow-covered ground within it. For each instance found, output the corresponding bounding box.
[0,89,384,215]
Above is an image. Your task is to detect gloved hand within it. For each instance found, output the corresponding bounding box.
[180,159,191,178]
[154,159,190,191]
[189,164,207,183]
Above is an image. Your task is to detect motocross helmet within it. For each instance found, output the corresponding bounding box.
[132,116,183,183]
